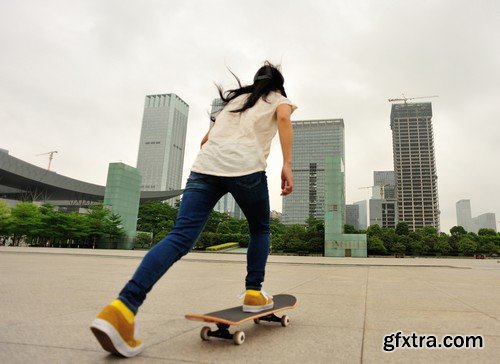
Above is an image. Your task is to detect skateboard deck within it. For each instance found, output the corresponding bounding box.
[185,294,297,345]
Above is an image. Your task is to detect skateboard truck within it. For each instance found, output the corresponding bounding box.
[201,324,246,345]
[253,313,290,326]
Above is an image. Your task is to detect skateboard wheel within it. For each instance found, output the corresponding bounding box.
[233,331,245,345]
[200,326,211,341]
[281,315,290,327]
[253,318,261,324]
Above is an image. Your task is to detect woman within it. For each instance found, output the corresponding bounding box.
[91,62,297,357]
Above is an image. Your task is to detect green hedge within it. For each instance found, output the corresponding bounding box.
[206,242,239,251]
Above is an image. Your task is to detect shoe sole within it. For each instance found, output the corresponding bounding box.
[90,319,143,357]
[242,303,274,313]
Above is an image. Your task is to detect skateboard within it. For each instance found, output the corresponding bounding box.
[185,294,297,345]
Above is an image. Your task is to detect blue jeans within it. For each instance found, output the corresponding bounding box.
[119,171,271,314]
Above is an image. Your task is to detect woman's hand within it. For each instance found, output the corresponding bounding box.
[281,164,294,196]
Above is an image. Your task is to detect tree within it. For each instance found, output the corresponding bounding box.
[288,237,308,253]
[344,224,357,234]
[85,204,111,248]
[283,224,306,244]
[38,204,74,247]
[381,229,397,252]
[395,221,409,236]
[367,236,387,255]
[435,239,452,256]
[135,232,153,249]
[410,241,429,256]
[216,218,242,234]
[306,217,324,234]
[270,217,286,235]
[153,221,174,244]
[391,242,406,254]
[68,212,90,247]
[480,242,498,256]
[0,201,11,243]
[397,235,412,253]
[416,226,438,237]
[9,202,42,245]
[204,211,231,233]
[478,228,496,236]
[270,234,285,252]
[450,226,467,238]
[366,224,383,238]
[137,201,178,236]
[239,219,249,235]
[457,237,478,256]
[105,212,126,242]
[422,235,438,255]
[307,236,324,254]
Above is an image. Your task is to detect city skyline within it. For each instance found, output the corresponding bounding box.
[0,1,498,232]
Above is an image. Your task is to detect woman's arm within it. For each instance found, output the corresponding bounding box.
[276,104,294,196]
[200,130,210,148]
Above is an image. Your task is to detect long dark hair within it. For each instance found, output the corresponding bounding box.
[215,61,287,116]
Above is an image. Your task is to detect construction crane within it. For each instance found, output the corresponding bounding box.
[36,150,58,171]
[358,184,391,199]
[388,94,439,104]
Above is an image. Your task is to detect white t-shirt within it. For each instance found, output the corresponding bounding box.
[191,91,297,176]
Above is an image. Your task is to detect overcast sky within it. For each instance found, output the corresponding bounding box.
[1,0,499,232]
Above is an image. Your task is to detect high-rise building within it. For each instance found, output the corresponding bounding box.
[354,200,368,229]
[391,102,440,231]
[456,199,497,233]
[136,94,189,204]
[473,213,497,232]
[209,98,243,219]
[369,199,397,228]
[456,199,473,232]
[373,171,396,199]
[346,204,360,230]
[369,171,397,229]
[282,119,345,225]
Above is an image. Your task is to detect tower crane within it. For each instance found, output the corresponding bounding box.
[388,94,439,104]
[36,151,58,171]
[358,186,373,190]
[358,184,391,199]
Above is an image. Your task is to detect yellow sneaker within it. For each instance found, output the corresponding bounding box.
[90,299,143,357]
[242,290,274,313]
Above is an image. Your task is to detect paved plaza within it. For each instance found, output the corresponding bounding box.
[0,247,498,363]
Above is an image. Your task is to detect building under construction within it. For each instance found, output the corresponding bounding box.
[390,102,440,231]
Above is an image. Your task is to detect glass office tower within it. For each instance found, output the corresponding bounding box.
[282,119,345,225]
[136,94,189,205]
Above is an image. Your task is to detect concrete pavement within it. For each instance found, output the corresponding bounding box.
[0,247,498,363]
